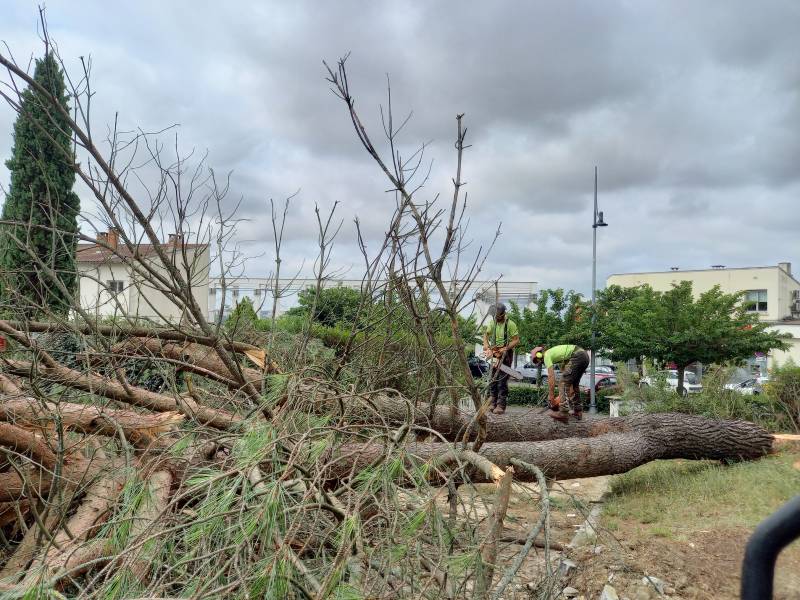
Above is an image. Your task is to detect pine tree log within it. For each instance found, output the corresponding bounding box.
[21,471,125,587]
[3,319,265,355]
[2,360,240,431]
[0,500,29,528]
[329,414,773,482]
[350,391,769,444]
[0,395,184,448]
[111,338,267,391]
[0,424,109,502]
[0,422,57,471]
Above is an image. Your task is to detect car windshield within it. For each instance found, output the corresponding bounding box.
[666,371,698,384]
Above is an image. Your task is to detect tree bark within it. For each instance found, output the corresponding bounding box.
[348,391,764,443]
[3,319,264,355]
[3,360,240,430]
[1,396,184,448]
[328,414,773,482]
[110,338,267,391]
[21,472,125,587]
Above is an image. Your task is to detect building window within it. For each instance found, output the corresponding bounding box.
[744,289,767,312]
[254,287,261,298]
[107,280,124,295]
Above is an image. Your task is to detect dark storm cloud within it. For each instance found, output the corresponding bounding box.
[1,0,799,296]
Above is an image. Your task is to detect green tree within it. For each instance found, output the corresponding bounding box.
[286,286,366,328]
[225,297,260,333]
[586,284,661,363]
[593,283,789,393]
[0,53,80,317]
[509,288,588,355]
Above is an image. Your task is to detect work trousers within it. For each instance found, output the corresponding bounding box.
[488,367,510,409]
[558,349,590,413]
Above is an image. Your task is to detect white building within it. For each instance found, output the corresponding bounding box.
[77,229,209,323]
[607,262,800,369]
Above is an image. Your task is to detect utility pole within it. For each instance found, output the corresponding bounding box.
[590,166,608,414]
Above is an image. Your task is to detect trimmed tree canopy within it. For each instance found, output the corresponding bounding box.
[594,282,789,390]
[0,53,80,317]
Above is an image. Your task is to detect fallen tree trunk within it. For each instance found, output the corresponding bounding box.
[3,360,241,431]
[0,395,184,448]
[329,414,773,482]
[110,338,267,391]
[349,391,764,443]
[20,466,126,588]
[4,319,266,356]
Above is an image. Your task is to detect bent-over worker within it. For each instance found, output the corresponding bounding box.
[482,303,520,415]
[530,344,590,422]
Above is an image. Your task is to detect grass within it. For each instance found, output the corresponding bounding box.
[604,451,800,532]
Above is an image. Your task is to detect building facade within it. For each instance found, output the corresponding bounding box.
[607,262,800,369]
[77,229,209,323]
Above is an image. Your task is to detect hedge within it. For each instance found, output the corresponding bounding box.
[504,383,616,413]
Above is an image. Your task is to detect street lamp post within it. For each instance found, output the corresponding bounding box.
[590,166,608,415]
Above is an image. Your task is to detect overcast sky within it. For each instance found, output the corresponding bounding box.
[2,1,799,296]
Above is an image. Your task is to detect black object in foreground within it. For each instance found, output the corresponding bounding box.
[741,494,800,599]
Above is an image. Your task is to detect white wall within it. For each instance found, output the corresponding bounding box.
[767,323,800,367]
[78,263,132,318]
[78,246,209,324]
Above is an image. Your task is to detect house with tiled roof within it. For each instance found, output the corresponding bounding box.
[77,228,209,323]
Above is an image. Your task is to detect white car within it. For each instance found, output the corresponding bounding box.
[517,362,560,384]
[724,378,762,395]
[640,370,703,396]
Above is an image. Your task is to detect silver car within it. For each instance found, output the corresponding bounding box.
[518,362,560,384]
[724,378,762,395]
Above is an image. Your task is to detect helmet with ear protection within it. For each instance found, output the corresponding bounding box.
[531,346,545,364]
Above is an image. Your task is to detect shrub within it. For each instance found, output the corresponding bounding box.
[505,384,548,406]
[505,383,616,413]
[765,362,800,432]
[641,364,797,432]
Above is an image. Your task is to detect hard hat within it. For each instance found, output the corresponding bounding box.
[531,346,545,363]
[488,302,506,316]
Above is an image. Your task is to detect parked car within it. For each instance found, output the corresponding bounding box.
[518,362,560,384]
[724,378,762,395]
[467,356,489,378]
[640,370,703,396]
[578,373,620,393]
[593,365,615,375]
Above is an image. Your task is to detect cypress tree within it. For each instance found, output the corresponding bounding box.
[0,52,80,317]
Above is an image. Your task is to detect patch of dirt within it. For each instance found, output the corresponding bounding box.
[435,473,800,599]
[567,521,800,599]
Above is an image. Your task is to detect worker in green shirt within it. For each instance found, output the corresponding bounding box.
[530,343,590,422]
[482,303,520,415]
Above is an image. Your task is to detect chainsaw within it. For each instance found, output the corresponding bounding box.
[482,347,523,380]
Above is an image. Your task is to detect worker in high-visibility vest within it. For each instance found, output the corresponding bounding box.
[530,344,589,422]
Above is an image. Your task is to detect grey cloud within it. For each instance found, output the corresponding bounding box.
[1,0,799,298]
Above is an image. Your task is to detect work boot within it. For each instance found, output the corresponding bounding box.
[572,408,583,420]
[547,409,569,423]
[492,406,506,415]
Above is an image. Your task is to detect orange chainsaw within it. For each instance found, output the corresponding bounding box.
[482,346,523,380]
